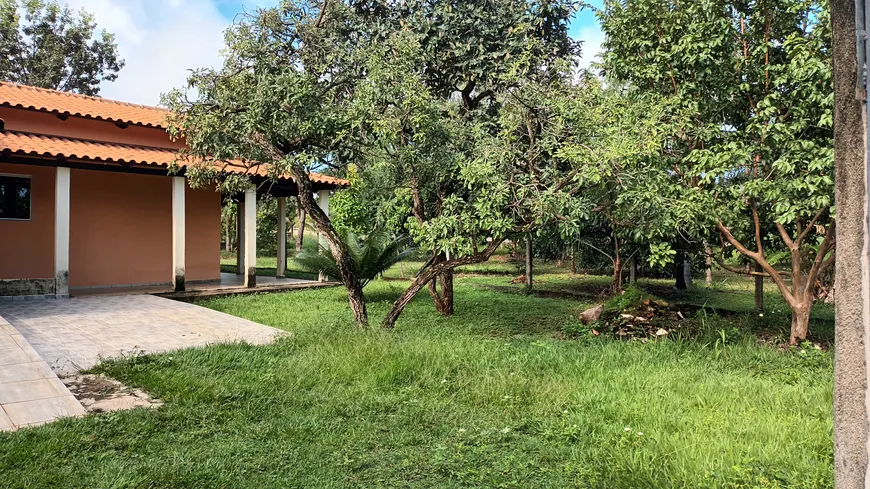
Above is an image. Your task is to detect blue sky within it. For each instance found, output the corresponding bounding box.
[60,0,604,105]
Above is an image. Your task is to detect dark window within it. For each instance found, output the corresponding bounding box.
[0,175,31,220]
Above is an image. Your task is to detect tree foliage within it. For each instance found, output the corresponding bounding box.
[599,0,834,343]
[295,230,416,288]
[0,0,124,95]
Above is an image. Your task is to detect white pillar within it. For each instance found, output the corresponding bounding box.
[54,167,70,298]
[317,191,330,282]
[171,177,186,292]
[244,185,257,287]
[276,197,287,278]
[236,200,245,276]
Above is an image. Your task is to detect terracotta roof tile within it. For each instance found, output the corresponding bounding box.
[0,82,168,128]
[0,130,348,187]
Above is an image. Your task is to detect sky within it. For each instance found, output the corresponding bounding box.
[58,0,605,106]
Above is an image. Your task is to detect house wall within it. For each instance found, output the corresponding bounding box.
[186,185,221,282]
[69,169,172,287]
[0,162,55,280]
[67,170,220,288]
[0,106,183,149]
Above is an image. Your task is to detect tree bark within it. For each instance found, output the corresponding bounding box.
[831,0,870,483]
[224,212,233,253]
[295,196,306,254]
[629,255,637,284]
[790,298,810,344]
[704,244,712,287]
[253,133,367,327]
[674,252,687,290]
[683,252,693,288]
[383,239,504,328]
[754,261,764,312]
[525,234,533,291]
[426,253,455,316]
[716,220,834,345]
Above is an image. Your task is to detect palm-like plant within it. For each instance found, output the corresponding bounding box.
[295,230,416,287]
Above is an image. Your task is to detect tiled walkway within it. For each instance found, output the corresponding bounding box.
[0,315,84,431]
[0,294,285,429]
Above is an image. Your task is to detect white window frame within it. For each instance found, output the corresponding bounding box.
[0,172,33,221]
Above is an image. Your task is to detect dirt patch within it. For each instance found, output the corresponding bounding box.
[62,374,162,413]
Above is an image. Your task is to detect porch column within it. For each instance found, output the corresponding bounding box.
[236,200,244,275]
[171,177,186,292]
[54,167,70,298]
[276,197,287,278]
[243,185,257,287]
[317,191,330,282]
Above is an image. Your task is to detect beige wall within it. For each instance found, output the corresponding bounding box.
[185,185,221,282]
[0,162,55,279]
[0,108,222,290]
[69,169,172,287]
[64,169,220,287]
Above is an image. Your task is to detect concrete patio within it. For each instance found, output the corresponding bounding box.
[0,294,285,430]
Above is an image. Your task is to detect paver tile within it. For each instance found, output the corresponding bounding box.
[3,396,85,426]
[0,407,14,431]
[0,294,280,427]
[0,362,55,383]
[0,378,69,404]
[0,347,40,366]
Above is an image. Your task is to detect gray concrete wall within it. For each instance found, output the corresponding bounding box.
[832,0,870,486]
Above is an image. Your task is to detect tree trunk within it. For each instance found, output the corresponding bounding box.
[571,244,577,275]
[440,270,454,315]
[674,252,687,290]
[629,255,637,284]
[525,234,533,292]
[249,134,367,327]
[704,244,712,287]
[611,234,622,292]
[295,197,306,254]
[224,213,233,253]
[383,240,504,328]
[683,252,693,288]
[754,261,764,312]
[789,298,811,345]
[426,254,454,316]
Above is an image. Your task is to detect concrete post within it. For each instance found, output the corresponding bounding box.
[832,0,870,485]
[171,177,186,292]
[277,197,287,278]
[317,191,330,282]
[244,185,257,288]
[236,200,244,276]
[54,167,70,298]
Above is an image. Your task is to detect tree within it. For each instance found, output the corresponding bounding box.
[164,0,373,327]
[0,0,124,95]
[599,0,834,344]
[352,0,581,319]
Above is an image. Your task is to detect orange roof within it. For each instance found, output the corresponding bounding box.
[0,82,168,128]
[0,130,347,187]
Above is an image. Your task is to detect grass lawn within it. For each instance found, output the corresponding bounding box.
[0,269,833,488]
[220,253,318,281]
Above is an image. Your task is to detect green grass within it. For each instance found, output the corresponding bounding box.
[0,273,833,488]
[221,254,318,280]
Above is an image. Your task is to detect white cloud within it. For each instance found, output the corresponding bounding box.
[575,25,605,74]
[60,0,230,106]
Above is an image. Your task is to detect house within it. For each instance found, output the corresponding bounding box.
[0,82,347,299]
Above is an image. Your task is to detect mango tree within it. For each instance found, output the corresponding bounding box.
[599,0,834,344]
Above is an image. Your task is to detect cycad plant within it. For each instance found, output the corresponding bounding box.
[295,230,416,287]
